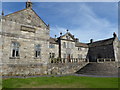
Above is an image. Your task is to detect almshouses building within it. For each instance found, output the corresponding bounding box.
[0,1,119,76]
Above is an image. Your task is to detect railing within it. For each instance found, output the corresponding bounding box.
[50,58,89,63]
[97,58,115,62]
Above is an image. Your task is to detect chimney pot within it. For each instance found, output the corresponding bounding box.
[90,39,93,43]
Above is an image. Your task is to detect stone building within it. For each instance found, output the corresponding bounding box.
[87,33,119,62]
[0,1,119,76]
[49,32,89,63]
[0,1,50,75]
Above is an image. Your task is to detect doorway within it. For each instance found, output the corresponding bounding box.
[67,54,71,62]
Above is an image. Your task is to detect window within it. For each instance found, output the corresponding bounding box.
[49,53,55,58]
[67,42,69,48]
[11,42,20,58]
[35,44,41,58]
[63,42,66,48]
[64,54,66,58]
[49,53,52,58]
[71,43,74,48]
[52,53,55,58]
[66,36,70,40]
[78,54,82,59]
[83,55,86,58]
[78,47,82,51]
[49,44,55,48]
[71,54,73,58]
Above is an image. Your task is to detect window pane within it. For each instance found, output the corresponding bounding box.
[49,53,51,58]
[11,42,20,58]
[35,51,37,57]
[16,50,19,57]
[52,53,55,58]
[35,44,41,58]
[63,42,66,48]
[12,49,15,57]
[38,51,40,56]
[49,44,55,48]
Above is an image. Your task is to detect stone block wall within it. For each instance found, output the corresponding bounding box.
[49,44,59,59]
[2,61,88,76]
[88,44,115,62]
[61,40,88,59]
[113,37,120,62]
[47,62,88,75]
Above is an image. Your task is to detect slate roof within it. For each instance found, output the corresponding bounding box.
[88,37,115,47]
[75,42,88,48]
[49,37,58,44]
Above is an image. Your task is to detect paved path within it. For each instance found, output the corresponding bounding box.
[2,74,119,79]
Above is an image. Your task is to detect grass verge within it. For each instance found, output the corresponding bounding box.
[2,76,119,88]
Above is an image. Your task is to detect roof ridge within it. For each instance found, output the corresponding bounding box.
[4,8,48,27]
[90,37,114,44]
[4,8,28,17]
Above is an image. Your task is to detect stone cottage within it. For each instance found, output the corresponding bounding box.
[0,1,119,76]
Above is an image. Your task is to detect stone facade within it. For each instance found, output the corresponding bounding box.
[0,6,50,75]
[87,36,120,62]
[0,1,119,76]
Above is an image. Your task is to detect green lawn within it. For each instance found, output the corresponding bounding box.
[2,76,119,88]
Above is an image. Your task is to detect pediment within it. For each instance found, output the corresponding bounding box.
[4,8,48,28]
[61,33,76,41]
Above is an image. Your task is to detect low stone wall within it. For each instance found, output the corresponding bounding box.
[1,62,88,76]
[2,64,48,76]
[47,62,88,75]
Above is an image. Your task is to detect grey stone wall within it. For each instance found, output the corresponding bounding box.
[49,44,59,59]
[113,37,120,62]
[47,62,88,75]
[2,61,88,76]
[1,8,50,75]
[88,44,115,62]
[60,34,88,59]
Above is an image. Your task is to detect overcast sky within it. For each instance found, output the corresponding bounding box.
[2,2,118,43]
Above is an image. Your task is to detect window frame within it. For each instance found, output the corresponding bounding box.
[35,44,41,58]
[63,42,66,48]
[10,41,20,59]
[49,43,55,48]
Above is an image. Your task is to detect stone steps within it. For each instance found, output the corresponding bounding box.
[76,62,119,76]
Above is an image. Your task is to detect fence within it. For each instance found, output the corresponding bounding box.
[50,58,89,63]
[97,58,115,62]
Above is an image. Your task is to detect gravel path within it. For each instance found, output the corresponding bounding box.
[2,73,119,79]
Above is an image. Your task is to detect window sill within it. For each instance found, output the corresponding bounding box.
[34,57,41,59]
[9,57,20,59]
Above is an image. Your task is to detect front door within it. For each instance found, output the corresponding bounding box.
[67,54,71,62]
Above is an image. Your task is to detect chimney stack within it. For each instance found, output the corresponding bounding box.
[55,35,57,38]
[113,32,117,38]
[2,10,4,16]
[26,0,32,8]
[60,32,62,36]
[76,38,79,42]
[90,39,93,43]
[67,29,69,33]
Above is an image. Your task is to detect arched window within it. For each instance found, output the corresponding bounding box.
[11,42,20,58]
[35,44,41,58]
